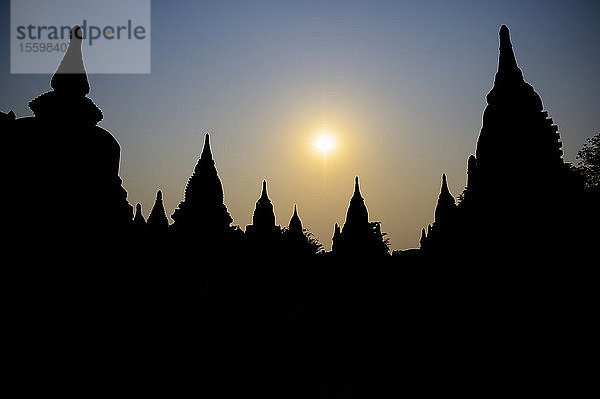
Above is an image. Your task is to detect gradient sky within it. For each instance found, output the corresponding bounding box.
[1,0,599,250]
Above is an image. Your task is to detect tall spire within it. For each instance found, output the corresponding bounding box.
[252,180,276,232]
[148,190,169,231]
[261,180,269,200]
[435,174,456,225]
[201,133,213,161]
[499,26,519,73]
[29,25,102,123]
[438,174,455,202]
[133,203,146,226]
[288,204,303,235]
[441,174,450,195]
[51,25,90,97]
[491,24,525,91]
[344,176,368,230]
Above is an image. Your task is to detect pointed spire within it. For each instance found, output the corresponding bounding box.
[495,25,523,84]
[201,133,213,160]
[344,176,368,229]
[133,203,146,226]
[173,134,233,233]
[252,179,276,231]
[354,176,361,196]
[51,25,90,97]
[441,173,449,194]
[261,180,269,200]
[438,173,455,203]
[435,174,456,225]
[29,25,102,123]
[288,204,303,234]
[148,189,169,231]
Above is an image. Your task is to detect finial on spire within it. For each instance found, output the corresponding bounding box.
[261,180,268,199]
[201,133,213,160]
[289,203,302,233]
[51,25,90,96]
[500,25,509,42]
[496,24,521,81]
[354,176,360,195]
[148,189,168,231]
[133,203,146,225]
[440,173,453,198]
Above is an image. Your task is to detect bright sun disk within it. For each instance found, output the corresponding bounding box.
[314,132,336,155]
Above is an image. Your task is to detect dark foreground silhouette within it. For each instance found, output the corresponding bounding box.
[2,25,597,397]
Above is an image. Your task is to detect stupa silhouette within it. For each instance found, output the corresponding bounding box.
[171,134,234,238]
[332,177,389,258]
[5,25,133,247]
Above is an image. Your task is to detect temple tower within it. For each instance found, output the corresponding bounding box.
[342,177,369,234]
[288,204,303,236]
[474,25,565,198]
[148,190,169,234]
[332,177,388,257]
[24,25,132,236]
[250,180,277,234]
[171,134,233,236]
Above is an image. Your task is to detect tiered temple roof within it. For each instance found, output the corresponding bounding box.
[171,134,233,235]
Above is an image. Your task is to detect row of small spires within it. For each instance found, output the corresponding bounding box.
[131,175,363,235]
[131,132,455,253]
[131,134,379,238]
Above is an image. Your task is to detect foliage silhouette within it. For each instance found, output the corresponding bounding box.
[576,133,600,190]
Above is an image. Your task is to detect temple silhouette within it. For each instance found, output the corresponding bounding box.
[2,24,596,397]
[332,177,389,258]
[415,25,594,263]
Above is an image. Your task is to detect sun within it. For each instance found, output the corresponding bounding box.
[314,131,336,155]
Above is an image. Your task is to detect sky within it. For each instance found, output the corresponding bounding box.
[1,0,599,250]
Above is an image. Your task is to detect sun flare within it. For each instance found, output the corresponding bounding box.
[314,132,336,155]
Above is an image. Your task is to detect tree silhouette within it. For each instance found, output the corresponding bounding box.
[576,133,600,191]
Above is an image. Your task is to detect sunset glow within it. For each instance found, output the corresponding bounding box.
[314,132,336,156]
